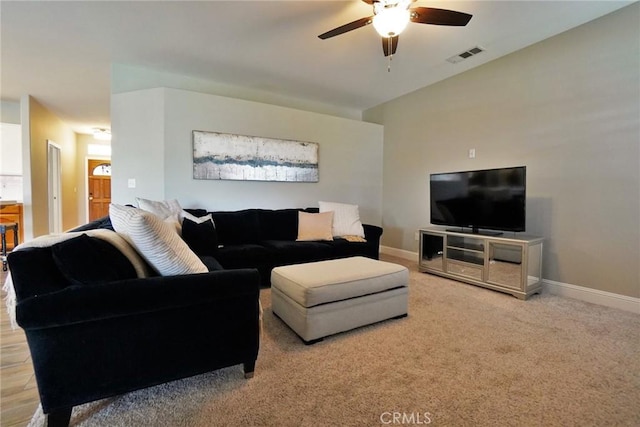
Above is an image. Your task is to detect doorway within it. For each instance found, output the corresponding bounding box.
[87,159,111,221]
[47,141,62,233]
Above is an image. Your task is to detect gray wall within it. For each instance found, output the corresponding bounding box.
[0,100,21,124]
[111,63,362,121]
[111,87,384,225]
[111,88,166,203]
[364,4,639,297]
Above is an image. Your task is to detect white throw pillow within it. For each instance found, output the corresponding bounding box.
[109,204,207,276]
[318,201,365,238]
[136,197,183,219]
[296,211,334,241]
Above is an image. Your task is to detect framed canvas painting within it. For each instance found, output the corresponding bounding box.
[193,131,319,182]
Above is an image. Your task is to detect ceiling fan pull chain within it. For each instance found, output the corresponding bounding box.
[387,37,392,72]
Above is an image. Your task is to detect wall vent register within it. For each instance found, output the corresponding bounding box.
[446,46,485,64]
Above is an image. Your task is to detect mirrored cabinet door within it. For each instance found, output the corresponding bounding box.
[487,242,523,290]
[527,242,543,287]
[420,233,444,272]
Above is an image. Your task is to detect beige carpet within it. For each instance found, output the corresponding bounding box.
[28,256,640,426]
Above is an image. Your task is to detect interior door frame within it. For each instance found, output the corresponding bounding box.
[85,155,111,223]
[47,140,62,233]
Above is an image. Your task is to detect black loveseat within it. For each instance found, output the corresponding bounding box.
[181,207,383,285]
[7,233,261,427]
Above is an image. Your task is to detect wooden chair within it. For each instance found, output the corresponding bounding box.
[0,222,19,271]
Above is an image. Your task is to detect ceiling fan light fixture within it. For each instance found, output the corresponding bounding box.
[93,128,112,141]
[372,6,410,37]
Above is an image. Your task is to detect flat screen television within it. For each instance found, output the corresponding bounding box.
[430,166,526,235]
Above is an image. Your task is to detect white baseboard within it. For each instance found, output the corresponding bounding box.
[380,246,640,314]
[380,245,417,262]
[543,279,640,314]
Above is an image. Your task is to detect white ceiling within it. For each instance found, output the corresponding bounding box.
[1,0,634,134]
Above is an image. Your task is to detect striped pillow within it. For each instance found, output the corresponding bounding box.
[136,197,183,234]
[109,204,207,276]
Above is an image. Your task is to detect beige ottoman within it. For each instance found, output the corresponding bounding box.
[271,256,409,344]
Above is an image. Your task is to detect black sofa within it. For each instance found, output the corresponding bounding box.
[181,207,383,285]
[8,234,261,427]
[75,206,383,285]
[7,206,381,426]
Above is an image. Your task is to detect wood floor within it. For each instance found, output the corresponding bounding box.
[0,267,39,427]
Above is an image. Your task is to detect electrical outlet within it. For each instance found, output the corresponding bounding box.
[414,232,419,241]
[127,178,136,188]
[468,148,476,159]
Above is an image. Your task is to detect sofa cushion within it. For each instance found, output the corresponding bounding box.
[211,209,260,245]
[109,204,208,276]
[214,244,272,269]
[261,240,334,265]
[297,211,334,241]
[199,256,225,271]
[51,234,137,286]
[257,209,299,241]
[320,238,372,258]
[182,215,218,256]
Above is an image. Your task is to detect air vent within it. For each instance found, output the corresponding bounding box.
[446,46,485,64]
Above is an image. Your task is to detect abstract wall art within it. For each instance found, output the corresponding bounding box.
[193,131,319,182]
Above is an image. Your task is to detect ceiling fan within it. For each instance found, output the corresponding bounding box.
[318,0,472,58]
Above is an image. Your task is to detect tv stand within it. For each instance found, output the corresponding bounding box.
[419,227,543,300]
[446,227,503,237]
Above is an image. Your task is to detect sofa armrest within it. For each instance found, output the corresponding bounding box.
[16,269,261,330]
[363,224,383,242]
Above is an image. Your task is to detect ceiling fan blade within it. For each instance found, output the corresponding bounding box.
[410,7,472,26]
[382,36,399,57]
[318,16,374,39]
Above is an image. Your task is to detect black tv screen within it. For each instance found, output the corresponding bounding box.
[430,166,526,234]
